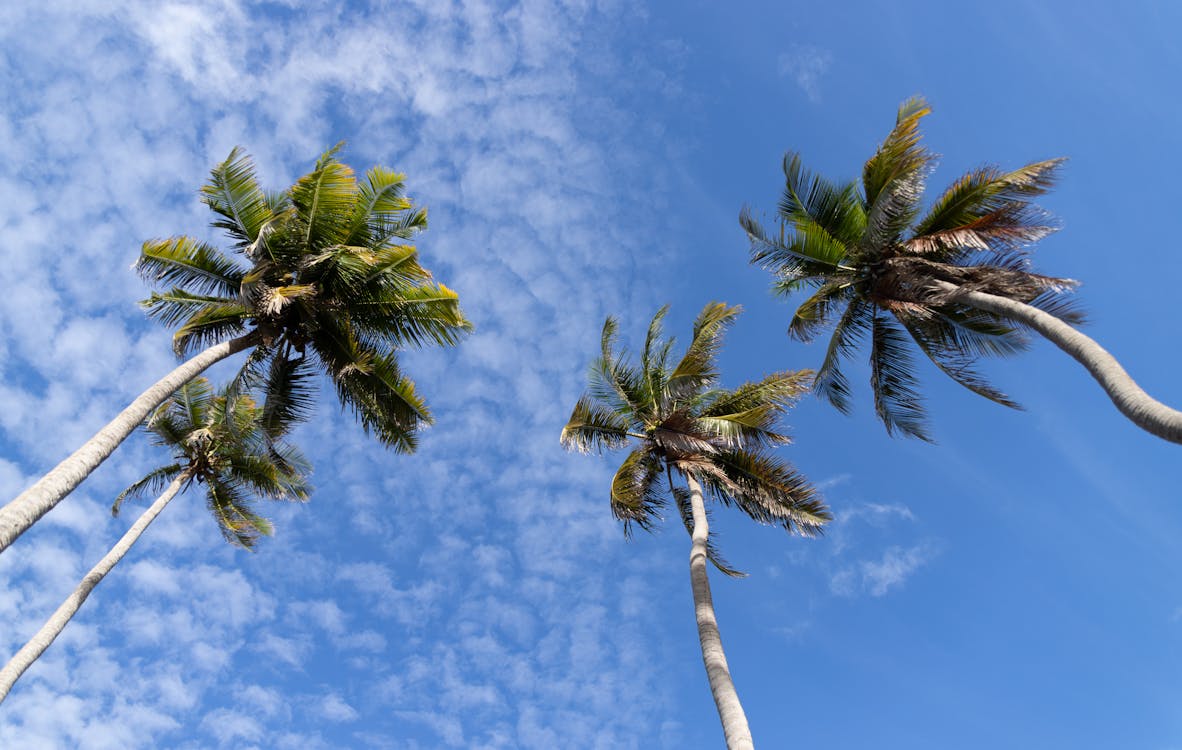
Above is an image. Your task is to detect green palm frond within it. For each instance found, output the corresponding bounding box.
[291,143,356,250]
[345,166,422,247]
[350,283,471,349]
[112,465,185,516]
[171,302,252,355]
[136,237,245,298]
[741,207,848,278]
[749,97,1078,437]
[668,302,740,399]
[779,153,867,246]
[329,346,431,454]
[562,303,829,560]
[201,147,275,250]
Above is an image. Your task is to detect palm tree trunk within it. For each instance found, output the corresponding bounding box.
[932,280,1182,444]
[0,472,186,704]
[685,473,754,750]
[0,332,257,556]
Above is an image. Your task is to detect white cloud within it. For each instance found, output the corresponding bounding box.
[778,44,834,101]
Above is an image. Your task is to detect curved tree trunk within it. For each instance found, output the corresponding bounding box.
[0,472,186,704]
[0,332,257,556]
[685,473,754,750]
[933,280,1182,444]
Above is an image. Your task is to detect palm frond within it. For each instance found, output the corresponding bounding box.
[112,465,185,516]
[742,207,849,277]
[699,369,813,418]
[667,302,740,399]
[349,283,472,349]
[136,237,244,297]
[205,477,273,550]
[701,450,829,535]
[560,397,632,454]
[609,448,666,536]
[171,302,252,355]
[201,147,274,249]
[896,308,1022,409]
[779,152,867,246]
[258,353,317,439]
[290,143,357,249]
[870,310,930,441]
[813,298,872,413]
[789,280,855,342]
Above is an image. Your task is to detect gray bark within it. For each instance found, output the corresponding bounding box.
[0,333,255,556]
[0,473,186,705]
[933,280,1182,444]
[686,473,754,750]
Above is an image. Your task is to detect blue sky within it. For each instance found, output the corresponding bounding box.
[1,1,1181,747]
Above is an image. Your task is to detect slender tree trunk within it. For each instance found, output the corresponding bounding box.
[0,473,187,705]
[685,473,754,750]
[932,280,1182,444]
[0,332,256,556]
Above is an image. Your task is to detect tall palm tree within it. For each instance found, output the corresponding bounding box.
[743,96,1182,443]
[0,377,310,704]
[560,302,830,750]
[0,146,470,554]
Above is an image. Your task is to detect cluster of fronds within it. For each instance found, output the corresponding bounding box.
[136,145,472,454]
[743,97,1081,440]
[561,303,831,575]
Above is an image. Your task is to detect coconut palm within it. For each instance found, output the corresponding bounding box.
[743,96,1182,443]
[0,145,470,554]
[0,377,310,704]
[560,302,830,750]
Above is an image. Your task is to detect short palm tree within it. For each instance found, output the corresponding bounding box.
[0,145,470,554]
[743,97,1182,442]
[560,302,830,750]
[0,377,310,704]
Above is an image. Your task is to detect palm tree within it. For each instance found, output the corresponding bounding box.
[560,302,830,750]
[743,96,1182,443]
[0,145,470,554]
[0,377,310,704]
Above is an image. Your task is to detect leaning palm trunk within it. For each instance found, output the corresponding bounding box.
[0,472,186,704]
[0,333,256,556]
[686,473,754,750]
[932,280,1182,444]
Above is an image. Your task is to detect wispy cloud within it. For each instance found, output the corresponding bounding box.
[778,44,834,101]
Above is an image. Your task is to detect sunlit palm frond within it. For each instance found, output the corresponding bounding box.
[778,152,867,246]
[201,147,274,250]
[668,302,740,399]
[137,237,244,298]
[290,143,357,250]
